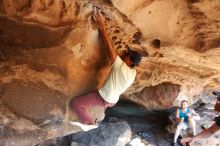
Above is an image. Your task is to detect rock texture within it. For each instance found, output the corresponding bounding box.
[112,0,220,51]
[71,121,131,146]
[37,121,131,146]
[0,0,220,145]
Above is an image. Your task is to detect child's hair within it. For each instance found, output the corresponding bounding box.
[181,100,188,105]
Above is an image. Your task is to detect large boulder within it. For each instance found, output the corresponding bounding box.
[0,0,220,145]
[71,121,131,146]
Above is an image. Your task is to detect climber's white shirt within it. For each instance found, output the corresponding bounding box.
[99,56,136,104]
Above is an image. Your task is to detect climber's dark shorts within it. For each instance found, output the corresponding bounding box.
[70,92,114,124]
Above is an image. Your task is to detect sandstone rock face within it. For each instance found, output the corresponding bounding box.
[71,121,131,146]
[0,0,220,145]
[112,0,220,51]
[126,45,220,109]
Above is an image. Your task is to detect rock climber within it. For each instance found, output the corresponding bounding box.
[69,8,142,124]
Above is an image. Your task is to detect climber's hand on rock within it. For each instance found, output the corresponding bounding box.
[92,8,105,30]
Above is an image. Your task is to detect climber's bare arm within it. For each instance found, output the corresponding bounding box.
[181,123,220,144]
[93,9,116,63]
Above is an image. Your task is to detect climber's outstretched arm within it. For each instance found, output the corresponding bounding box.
[93,9,116,63]
[181,123,220,144]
